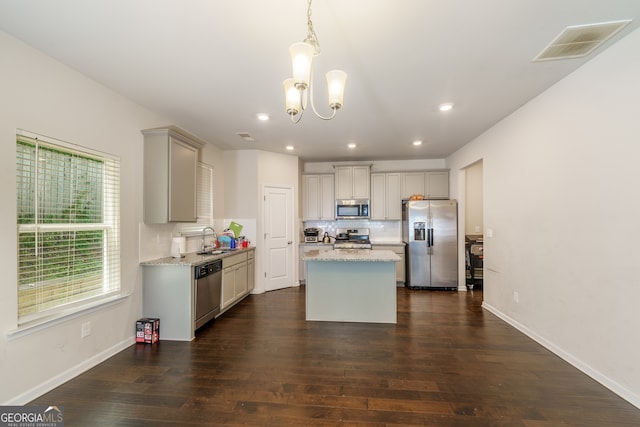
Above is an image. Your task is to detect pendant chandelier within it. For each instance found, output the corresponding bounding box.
[283,0,347,123]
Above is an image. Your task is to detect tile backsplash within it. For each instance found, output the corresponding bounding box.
[302,219,402,242]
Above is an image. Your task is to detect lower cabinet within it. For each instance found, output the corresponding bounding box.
[247,250,255,293]
[220,249,253,313]
[373,244,406,284]
[142,264,195,341]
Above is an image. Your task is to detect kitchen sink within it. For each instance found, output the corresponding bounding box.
[196,248,234,255]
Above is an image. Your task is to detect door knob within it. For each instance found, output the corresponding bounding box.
[288,241,292,244]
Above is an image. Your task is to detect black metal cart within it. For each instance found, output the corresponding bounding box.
[465,235,483,290]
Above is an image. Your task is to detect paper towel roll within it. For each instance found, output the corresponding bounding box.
[171,237,186,258]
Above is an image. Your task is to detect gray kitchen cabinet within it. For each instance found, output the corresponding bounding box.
[303,174,335,220]
[371,172,401,220]
[247,250,255,293]
[142,127,204,223]
[142,264,195,341]
[335,165,370,199]
[221,251,249,312]
[401,172,426,199]
[372,244,406,284]
[400,171,449,199]
[426,171,449,199]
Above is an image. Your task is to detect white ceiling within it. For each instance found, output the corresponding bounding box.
[1,0,639,162]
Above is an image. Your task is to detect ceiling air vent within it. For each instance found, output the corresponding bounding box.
[533,19,632,61]
[236,132,254,142]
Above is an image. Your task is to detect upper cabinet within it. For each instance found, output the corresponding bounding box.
[303,174,335,220]
[400,171,449,199]
[371,173,401,220]
[142,127,204,223]
[335,165,370,199]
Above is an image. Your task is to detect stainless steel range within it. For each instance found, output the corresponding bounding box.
[333,228,372,249]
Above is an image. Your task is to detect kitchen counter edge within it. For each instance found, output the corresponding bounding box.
[140,247,255,267]
[303,249,400,262]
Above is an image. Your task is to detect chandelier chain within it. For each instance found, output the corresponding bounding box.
[304,0,321,54]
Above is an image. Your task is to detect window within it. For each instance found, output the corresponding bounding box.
[179,162,213,235]
[196,162,213,225]
[16,131,120,325]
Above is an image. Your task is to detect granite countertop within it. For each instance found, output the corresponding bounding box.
[303,249,400,262]
[301,241,405,247]
[141,246,255,267]
[370,241,406,246]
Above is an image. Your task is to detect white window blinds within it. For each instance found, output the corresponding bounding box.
[197,162,213,224]
[179,162,214,236]
[16,132,121,324]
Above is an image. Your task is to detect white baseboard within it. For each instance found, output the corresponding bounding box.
[5,336,134,405]
[482,302,640,410]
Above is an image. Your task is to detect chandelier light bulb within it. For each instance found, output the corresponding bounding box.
[290,42,314,89]
[283,78,301,115]
[326,70,347,110]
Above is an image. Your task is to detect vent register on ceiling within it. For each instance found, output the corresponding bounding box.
[534,20,631,61]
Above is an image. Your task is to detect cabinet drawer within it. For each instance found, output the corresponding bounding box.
[223,252,248,268]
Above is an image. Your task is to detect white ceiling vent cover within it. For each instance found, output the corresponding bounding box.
[236,132,254,142]
[533,20,632,61]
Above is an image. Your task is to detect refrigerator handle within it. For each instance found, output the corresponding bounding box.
[429,228,434,247]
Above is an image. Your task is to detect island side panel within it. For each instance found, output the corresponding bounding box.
[142,265,195,341]
[306,260,397,323]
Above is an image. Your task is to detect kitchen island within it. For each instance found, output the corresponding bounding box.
[303,249,400,323]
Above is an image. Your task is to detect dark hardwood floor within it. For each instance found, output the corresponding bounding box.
[31,287,640,426]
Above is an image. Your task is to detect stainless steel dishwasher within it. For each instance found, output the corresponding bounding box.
[194,259,222,330]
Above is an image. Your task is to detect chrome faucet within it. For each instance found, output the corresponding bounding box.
[201,226,217,252]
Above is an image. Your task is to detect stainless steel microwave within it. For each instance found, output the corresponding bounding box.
[336,199,370,219]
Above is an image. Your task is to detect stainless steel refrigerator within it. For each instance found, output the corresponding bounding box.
[403,200,458,290]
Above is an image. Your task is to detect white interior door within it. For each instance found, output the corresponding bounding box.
[264,185,294,292]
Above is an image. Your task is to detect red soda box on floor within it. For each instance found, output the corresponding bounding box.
[144,318,160,344]
[135,318,148,343]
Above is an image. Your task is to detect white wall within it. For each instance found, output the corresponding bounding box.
[464,161,483,235]
[446,28,640,406]
[0,31,176,403]
[223,150,300,294]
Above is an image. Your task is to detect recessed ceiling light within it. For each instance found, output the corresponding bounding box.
[256,113,270,121]
[347,143,357,149]
[412,140,423,146]
[285,145,294,151]
[439,103,454,112]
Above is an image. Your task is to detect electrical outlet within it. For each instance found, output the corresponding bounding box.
[81,321,91,338]
[474,226,481,233]
[513,291,519,304]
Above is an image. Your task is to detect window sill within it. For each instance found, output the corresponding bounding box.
[6,293,131,341]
